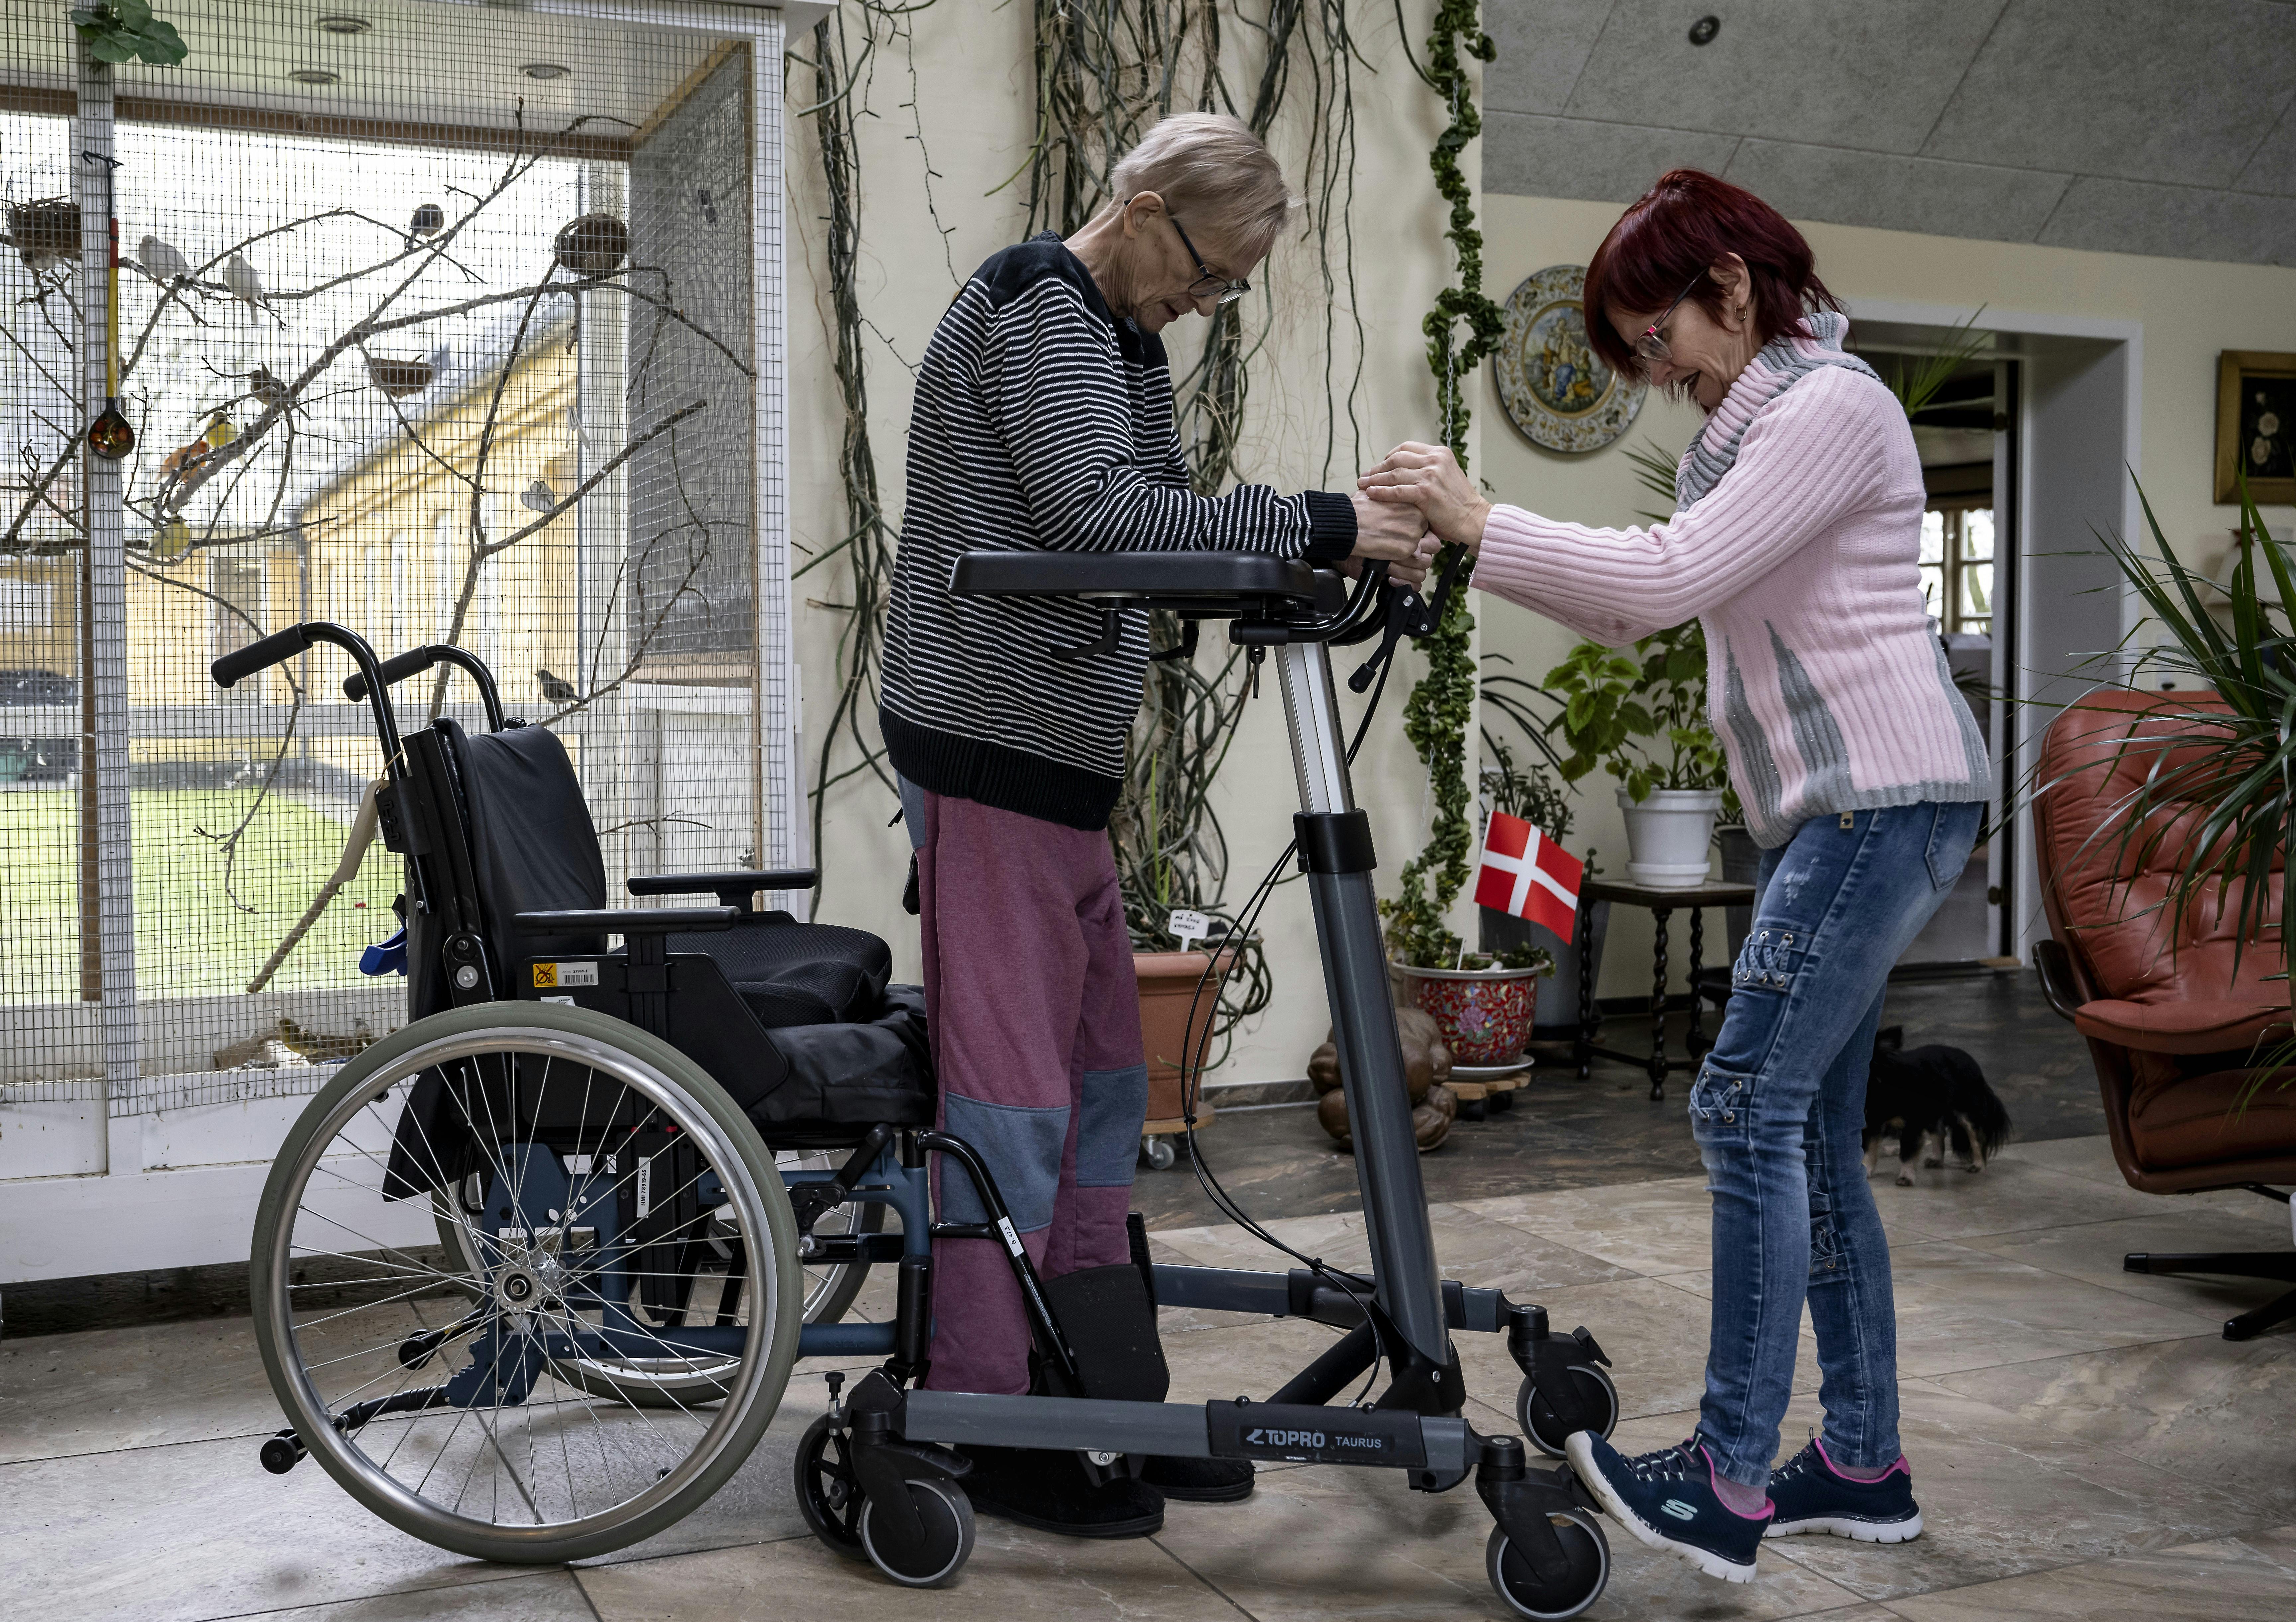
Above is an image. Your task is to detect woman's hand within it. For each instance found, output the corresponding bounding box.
[1357,442,1492,554]
[1346,487,1432,588]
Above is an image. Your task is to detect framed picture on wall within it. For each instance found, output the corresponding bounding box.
[2215,350,2296,503]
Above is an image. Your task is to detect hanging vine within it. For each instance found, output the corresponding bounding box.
[788,4,950,888]
[1382,0,1501,969]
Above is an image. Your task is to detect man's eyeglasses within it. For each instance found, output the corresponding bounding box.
[1635,271,1706,370]
[1169,214,1250,306]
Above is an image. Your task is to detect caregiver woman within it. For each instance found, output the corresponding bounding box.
[1362,169,1988,1584]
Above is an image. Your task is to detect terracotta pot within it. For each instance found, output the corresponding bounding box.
[1393,961,1541,1067]
[1134,948,1236,1123]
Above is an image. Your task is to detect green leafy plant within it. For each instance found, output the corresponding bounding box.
[1383,0,1503,976]
[1544,623,1727,803]
[70,0,187,66]
[2060,471,2295,1101]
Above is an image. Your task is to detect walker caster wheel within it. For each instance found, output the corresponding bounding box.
[1486,1512,1609,1619]
[794,1414,867,1560]
[1143,1135,1177,1171]
[859,1477,975,1587]
[1518,1364,1619,1459]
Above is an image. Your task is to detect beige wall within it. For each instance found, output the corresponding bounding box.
[1478,193,2296,998]
[783,10,1467,1089]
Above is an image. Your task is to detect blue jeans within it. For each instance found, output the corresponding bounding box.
[1691,800,1982,1487]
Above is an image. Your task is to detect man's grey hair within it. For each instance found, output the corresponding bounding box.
[1109,112,1298,262]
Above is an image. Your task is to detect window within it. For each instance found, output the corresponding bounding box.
[1919,502,1993,635]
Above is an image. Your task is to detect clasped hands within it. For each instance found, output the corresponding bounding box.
[1342,441,1490,589]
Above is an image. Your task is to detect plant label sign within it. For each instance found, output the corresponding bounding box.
[1168,909,1211,953]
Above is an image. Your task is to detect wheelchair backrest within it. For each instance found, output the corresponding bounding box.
[398,717,608,1020]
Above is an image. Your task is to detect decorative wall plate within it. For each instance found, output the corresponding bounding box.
[1495,264,1646,454]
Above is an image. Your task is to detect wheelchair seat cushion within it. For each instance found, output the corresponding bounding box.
[667,918,893,1030]
[749,983,935,1141]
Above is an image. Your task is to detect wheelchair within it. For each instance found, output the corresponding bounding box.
[215,552,1623,1618]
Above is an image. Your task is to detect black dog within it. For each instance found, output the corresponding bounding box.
[1863,1027,2011,1185]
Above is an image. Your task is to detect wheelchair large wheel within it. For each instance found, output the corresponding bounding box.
[250,1002,802,1564]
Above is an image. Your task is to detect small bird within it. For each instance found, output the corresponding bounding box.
[248,364,286,407]
[203,416,239,449]
[152,517,190,559]
[520,477,557,513]
[408,202,444,240]
[536,667,578,703]
[137,233,189,282]
[222,252,266,313]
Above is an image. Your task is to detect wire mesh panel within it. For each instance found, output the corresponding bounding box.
[0,0,787,1117]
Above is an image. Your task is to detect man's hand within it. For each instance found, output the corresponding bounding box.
[1357,442,1492,553]
[1347,487,1432,588]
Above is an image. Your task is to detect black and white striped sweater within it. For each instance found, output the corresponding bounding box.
[880,234,1354,831]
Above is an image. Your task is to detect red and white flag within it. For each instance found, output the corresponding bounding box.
[1472,811,1584,938]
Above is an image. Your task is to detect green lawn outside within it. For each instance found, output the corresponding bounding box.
[0,789,402,1004]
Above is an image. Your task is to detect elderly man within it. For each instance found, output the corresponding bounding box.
[880,112,1426,1539]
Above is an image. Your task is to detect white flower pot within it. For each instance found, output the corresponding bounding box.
[1616,787,1724,889]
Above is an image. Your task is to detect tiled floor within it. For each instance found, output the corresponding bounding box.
[5,1134,2291,1620]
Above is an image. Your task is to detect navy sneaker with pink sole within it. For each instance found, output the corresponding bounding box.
[1765,1436,1922,1543]
[1565,1432,1772,1583]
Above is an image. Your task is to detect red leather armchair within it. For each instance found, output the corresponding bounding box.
[2033,688,2296,1339]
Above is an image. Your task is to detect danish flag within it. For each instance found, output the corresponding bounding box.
[1472,812,1584,938]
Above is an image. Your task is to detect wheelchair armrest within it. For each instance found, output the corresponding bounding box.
[626,868,818,912]
[513,907,740,935]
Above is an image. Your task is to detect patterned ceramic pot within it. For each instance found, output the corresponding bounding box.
[1392,962,1541,1067]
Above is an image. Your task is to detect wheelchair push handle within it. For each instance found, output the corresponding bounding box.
[210,623,315,690]
[342,644,507,733]
[210,620,403,766]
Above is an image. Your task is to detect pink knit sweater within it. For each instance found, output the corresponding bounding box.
[1472,342,1990,848]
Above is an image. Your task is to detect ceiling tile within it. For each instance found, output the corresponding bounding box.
[1924,0,2296,187]
[1559,0,2006,152]
[2035,176,2296,266]
[1483,111,1741,205]
[2233,105,2296,196]
[1724,141,2070,245]
[1485,0,1618,116]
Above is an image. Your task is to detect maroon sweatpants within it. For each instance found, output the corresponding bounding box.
[912,787,1148,1395]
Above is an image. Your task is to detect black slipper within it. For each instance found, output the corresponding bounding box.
[954,1445,1165,1538]
[1141,1455,1256,1503]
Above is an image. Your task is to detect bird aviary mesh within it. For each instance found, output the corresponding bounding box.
[0,0,792,1116]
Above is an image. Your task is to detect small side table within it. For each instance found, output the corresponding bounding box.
[1575,876,1757,1099]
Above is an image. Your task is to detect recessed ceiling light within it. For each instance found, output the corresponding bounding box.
[288,68,341,84]
[519,62,570,80]
[314,14,370,34]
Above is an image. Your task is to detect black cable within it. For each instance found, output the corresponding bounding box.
[1169,622,1402,1402]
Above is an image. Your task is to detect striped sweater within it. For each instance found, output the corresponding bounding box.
[1471,315,1991,847]
[881,234,1355,830]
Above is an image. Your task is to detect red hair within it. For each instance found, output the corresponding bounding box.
[1582,169,1843,378]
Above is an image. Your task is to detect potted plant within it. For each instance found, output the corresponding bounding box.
[2069,474,2296,1101]
[1546,622,1731,888]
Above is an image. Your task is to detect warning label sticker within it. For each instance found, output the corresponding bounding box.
[533,961,600,989]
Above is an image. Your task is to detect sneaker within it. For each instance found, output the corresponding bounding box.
[953,1444,1164,1538]
[1141,1455,1255,1503]
[1765,1435,1922,1542]
[1565,1432,1770,1583]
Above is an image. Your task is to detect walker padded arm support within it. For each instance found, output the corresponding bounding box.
[627,869,818,911]
[512,907,739,935]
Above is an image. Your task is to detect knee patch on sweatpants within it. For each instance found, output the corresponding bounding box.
[940,1093,1067,1232]
[1732,925,1806,994]
[1076,1064,1149,1189]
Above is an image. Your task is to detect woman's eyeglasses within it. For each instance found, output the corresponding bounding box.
[1169,214,1250,306]
[1635,271,1707,370]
